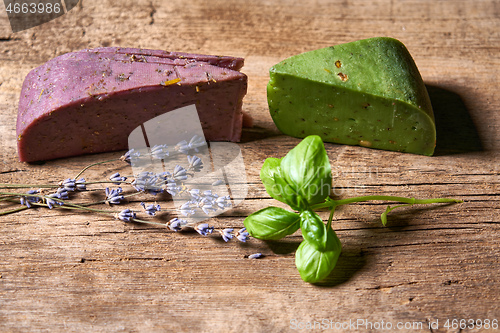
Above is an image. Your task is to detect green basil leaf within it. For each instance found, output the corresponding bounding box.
[260,157,306,211]
[260,157,287,204]
[300,210,328,252]
[280,135,332,206]
[243,206,300,240]
[295,230,342,283]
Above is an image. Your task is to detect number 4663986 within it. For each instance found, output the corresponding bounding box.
[444,319,498,330]
[5,2,61,14]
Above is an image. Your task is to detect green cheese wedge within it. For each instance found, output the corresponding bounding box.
[267,37,436,156]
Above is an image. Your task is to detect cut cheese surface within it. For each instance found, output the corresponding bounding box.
[267,37,436,156]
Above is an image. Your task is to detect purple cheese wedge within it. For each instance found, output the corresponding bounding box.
[84,47,245,71]
[16,48,247,162]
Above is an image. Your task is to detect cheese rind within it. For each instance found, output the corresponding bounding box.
[267,37,435,156]
[17,48,247,162]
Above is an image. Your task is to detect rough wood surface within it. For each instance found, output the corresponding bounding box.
[0,0,499,332]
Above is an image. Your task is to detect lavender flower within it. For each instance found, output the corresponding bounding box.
[195,223,214,236]
[176,140,190,155]
[201,203,216,215]
[150,144,169,160]
[109,172,127,185]
[168,218,187,232]
[132,172,163,195]
[181,188,232,217]
[116,208,136,222]
[202,190,215,200]
[215,195,231,209]
[180,201,196,216]
[173,165,188,181]
[220,228,234,242]
[176,135,206,154]
[188,188,201,200]
[61,178,76,191]
[188,135,207,152]
[46,193,64,209]
[19,189,40,208]
[141,202,161,216]
[76,178,86,191]
[105,187,124,205]
[236,227,250,242]
[187,155,203,172]
[166,179,182,196]
[248,253,263,259]
[56,187,69,200]
[121,149,140,164]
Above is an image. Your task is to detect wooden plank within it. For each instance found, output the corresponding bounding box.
[0,0,499,332]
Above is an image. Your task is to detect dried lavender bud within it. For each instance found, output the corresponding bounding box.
[140,202,161,216]
[236,227,250,242]
[215,195,231,209]
[187,155,203,172]
[165,179,182,196]
[168,218,187,232]
[221,228,234,242]
[132,172,164,195]
[56,188,69,200]
[188,135,206,152]
[109,172,127,185]
[201,203,216,215]
[121,149,140,164]
[116,209,136,222]
[180,201,196,216]
[20,189,40,208]
[175,140,190,155]
[173,165,188,181]
[105,187,124,205]
[61,178,76,191]
[195,223,214,236]
[46,193,64,209]
[150,144,169,160]
[203,190,215,199]
[176,135,206,154]
[248,253,263,259]
[76,178,87,191]
[188,188,201,200]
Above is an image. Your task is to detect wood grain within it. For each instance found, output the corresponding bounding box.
[0,0,499,332]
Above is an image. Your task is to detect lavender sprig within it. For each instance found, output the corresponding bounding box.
[0,134,246,245]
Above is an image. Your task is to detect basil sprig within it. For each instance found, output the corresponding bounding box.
[245,135,340,283]
[244,135,463,284]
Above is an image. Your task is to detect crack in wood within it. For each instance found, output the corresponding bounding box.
[356,281,419,291]
[149,2,157,25]
[0,169,26,174]
[80,257,166,263]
